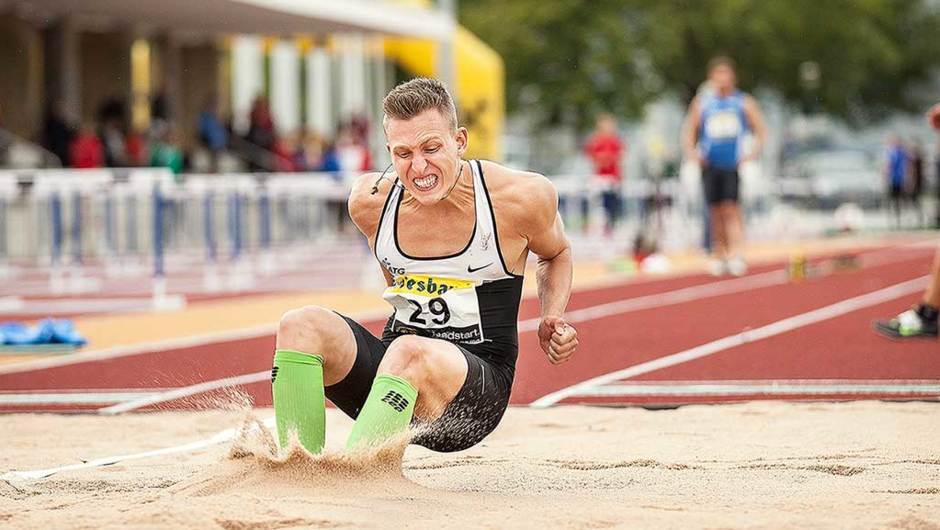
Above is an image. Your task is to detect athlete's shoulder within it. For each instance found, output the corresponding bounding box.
[478,160,558,231]
[348,171,395,236]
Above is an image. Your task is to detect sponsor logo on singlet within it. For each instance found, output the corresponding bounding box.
[383,274,485,344]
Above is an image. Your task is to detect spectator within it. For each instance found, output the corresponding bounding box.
[908,142,925,228]
[585,113,626,236]
[246,96,276,171]
[39,101,75,167]
[318,140,341,173]
[97,97,129,167]
[149,122,184,176]
[69,124,104,168]
[336,126,371,173]
[885,134,907,228]
[198,95,228,172]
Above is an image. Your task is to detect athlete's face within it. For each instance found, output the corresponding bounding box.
[709,64,736,93]
[386,109,468,206]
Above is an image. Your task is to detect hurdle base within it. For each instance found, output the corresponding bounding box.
[151,277,187,311]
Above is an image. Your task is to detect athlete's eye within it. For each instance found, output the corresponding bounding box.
[396,151,412,159]
[425,146,440,154]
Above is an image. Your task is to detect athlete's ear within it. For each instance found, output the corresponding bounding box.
[456,127,469,156]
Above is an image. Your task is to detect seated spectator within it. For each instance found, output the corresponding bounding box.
[40,101,75,167]
[149,123,184,176]
[70,124,104,168]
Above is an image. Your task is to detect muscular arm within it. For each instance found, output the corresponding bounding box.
[743,95,767,162]
[521,175,578,364]
[524,177,572,319]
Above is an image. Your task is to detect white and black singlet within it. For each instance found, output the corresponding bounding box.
[374,159,525,372]
[325,159,524,453]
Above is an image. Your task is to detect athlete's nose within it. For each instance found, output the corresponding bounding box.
[411,154,429,174]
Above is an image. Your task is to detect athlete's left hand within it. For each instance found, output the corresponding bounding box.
[538,316,578,365]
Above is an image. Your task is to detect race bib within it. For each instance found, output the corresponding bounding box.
[704,110,742,140]
[382,274,484,344]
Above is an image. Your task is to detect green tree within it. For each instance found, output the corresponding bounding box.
[459,0,656,129]
[460,0,940,128]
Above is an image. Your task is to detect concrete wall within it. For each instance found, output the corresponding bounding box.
[78,31,131,127]
[0,13,43,138]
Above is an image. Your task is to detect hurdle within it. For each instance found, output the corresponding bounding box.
[128,169,186,311]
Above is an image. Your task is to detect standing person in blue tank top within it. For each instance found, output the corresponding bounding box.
[682,57,767,276]
[270,78,579,456]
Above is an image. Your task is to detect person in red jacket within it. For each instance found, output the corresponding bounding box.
[69,124,104,168]
[584,114,626,236]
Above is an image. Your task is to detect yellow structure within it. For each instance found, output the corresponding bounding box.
[384,27,505,161]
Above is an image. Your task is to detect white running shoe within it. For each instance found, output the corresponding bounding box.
[707,258,725,277]
[727,256,748,277]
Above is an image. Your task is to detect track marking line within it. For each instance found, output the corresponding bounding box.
[98,371,271,414]
[530,275,930,408]
[1,417,276,483]
[576,379,940,398]
[518,270,785,332]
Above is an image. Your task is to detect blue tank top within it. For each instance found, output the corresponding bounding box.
[698,91,748,170]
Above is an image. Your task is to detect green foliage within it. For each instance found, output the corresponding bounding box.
[459,0,940,128]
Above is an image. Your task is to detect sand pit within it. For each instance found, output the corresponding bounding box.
[1,401,938,529]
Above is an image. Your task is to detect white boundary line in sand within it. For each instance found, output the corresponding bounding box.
[98,371,272,415]
[1,242,931,377]
[0,391,164,405]
[530,275,929,408]
[576,380,940,398]
[1,417,277,483]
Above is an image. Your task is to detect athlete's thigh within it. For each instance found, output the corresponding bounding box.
[414,349,512,453]
[324,314,387,419]
[379,335,469,418]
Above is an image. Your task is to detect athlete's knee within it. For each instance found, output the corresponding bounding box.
[276,305,340,352]
[381,336,435,384]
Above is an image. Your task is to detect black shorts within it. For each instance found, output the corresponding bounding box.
[702,166,740,205]
[326,314,513,453]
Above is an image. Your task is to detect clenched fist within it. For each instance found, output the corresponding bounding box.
[538,316,578,365]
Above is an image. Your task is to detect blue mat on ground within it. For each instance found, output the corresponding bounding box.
[0,319,87,347]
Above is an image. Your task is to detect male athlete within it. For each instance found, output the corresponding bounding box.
[874,102,940,339]
[682,56,766,276]
[271,78,578,454]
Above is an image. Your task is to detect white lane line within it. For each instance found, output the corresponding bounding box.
[530,275,929,408]
[0,307,393,376]
[518,270,785,332]
[576,380,940,398]
[0,416,276,483]
[98,371,271,415]
[0,391,164,405]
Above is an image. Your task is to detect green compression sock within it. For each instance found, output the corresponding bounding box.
[272,349,325,454]
[346,373,418,450]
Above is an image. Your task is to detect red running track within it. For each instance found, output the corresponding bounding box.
[0,243,937,412]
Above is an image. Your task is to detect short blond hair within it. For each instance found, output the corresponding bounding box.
[382,77,458,130]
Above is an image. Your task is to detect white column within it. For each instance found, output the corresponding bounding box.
[231,36,264,135]
[270,39,300,136]
[306,47,332,135]
[339,34,367,118]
